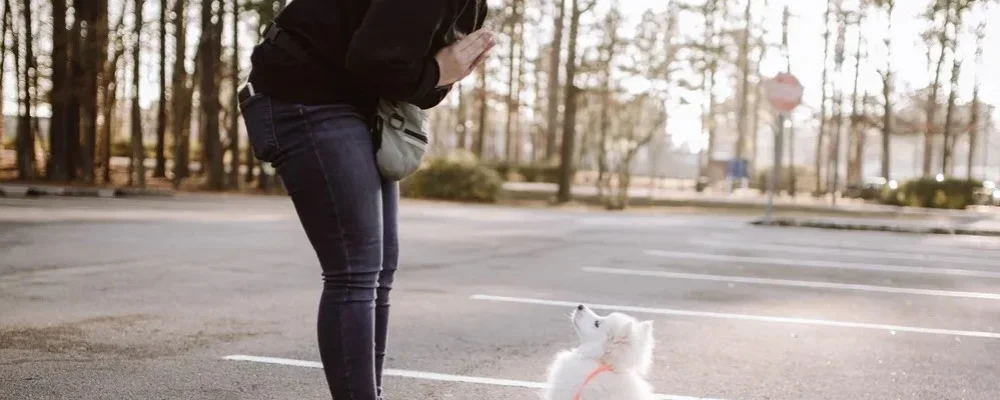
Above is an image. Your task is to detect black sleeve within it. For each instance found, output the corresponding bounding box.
[401,2,490,109]
[344,0,449,102]
[408,84,453,110]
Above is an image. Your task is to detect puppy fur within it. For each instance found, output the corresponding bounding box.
[542,305,656,400]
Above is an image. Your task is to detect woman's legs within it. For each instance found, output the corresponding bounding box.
[270,102,384,400]
[374,180,399,398]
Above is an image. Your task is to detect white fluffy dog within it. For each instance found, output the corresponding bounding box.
[542,304,657,400]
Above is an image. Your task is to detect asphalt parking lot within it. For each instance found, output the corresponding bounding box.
[2,195,1000,399]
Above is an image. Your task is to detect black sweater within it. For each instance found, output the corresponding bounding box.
[248,0,488,110]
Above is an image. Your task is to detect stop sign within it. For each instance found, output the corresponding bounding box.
[764,72,803,115]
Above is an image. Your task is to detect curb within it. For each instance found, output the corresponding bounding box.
[751,218,1000,237]
[503,189,921,218]
[0,184,174,199]
[502,187,998,219]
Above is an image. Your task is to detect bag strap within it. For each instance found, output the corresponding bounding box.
[260,23,311,62]
[258,1,310,63]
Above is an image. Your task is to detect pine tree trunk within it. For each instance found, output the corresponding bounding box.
[100,67,120,184]
[531,52,545,162]
[596,71,610,198]
[556,0,586,203]
[750,38,764,174]
[130,0,146,187]
[16,0,35,180]
[0,0,8,167]
[828,9,848,198]
[544,0,565,160]
[814,0,833,194]
[202,0,224,190]
[153,0,169,177]
[968,22,984,179]
[455,82,468,150]
[880,1,895,180]
[847,17,864,186]
[48,0,70,181]
[83,1,109,183]
[100,13,128,183]
[734,0,753,161]
[924,0,952,177]
[171,0,190,186]
[942,56,960,176]
[473,63,488,158]
[513,14,525,165]
[968,89,979,179]
[596,9,618,197]
[852,95,868,185]
[781,5,796,195]
[67,10,83,181]
[706,61,717,171]
[228,0,241,187]
[503,2,518,162]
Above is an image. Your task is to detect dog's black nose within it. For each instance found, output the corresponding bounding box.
[577,304,585,311]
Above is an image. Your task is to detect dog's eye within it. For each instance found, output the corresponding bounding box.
[594,320,600,328]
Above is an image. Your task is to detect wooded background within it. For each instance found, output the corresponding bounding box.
[0,0,997,200]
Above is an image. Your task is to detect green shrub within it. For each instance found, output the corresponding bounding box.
[486,162,561,183]
[879,186,905,206]
[518,164,561,183]
[755,166,815,194]
[401,151,503,203]
[490,161,513,180]
[111,141,131,158]
[880,177,981,209]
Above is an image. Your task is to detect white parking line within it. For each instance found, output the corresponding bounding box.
[470,294,1000,339]
[583,267,1000,300]
[709,233,1000,257]
[691,239,990,266]
[645,249,1000,279]
[222,355,724,400]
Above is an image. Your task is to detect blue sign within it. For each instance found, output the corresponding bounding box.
[726,158,749,179]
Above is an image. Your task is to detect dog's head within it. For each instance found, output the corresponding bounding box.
[571,305,655,374]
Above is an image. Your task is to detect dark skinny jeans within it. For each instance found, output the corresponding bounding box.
[240,92,398,400]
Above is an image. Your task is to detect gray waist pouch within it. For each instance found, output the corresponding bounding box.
[372,99,430,181]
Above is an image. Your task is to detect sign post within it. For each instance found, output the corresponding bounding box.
[763,72,804,222]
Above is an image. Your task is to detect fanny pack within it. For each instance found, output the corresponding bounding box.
[371,100,430,181]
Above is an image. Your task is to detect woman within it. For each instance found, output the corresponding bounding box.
[238,1,494,399]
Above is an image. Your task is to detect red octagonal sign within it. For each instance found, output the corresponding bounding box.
[764,72,803,115]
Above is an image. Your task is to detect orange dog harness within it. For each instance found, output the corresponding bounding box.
[573,363,611,400]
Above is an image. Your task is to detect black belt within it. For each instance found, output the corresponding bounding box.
[239,22,313,103]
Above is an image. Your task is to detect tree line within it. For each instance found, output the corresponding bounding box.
[0,0,995,200]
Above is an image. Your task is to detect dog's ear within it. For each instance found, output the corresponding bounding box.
[634,320,655,375]
[632,320,653,348]
[637,320,653,339]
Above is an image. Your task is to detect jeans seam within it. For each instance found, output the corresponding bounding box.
[264,97,281,153]
[299,105,356,400]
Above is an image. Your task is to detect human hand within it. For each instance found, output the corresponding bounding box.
[435,29,496,87]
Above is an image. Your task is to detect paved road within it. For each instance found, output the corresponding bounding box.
[2,195,1000,399]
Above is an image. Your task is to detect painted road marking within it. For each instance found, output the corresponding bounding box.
[708,233,1000,257]
[222,355,724,400]
[470,294,1000,339]
[645,249,1000,279]
[691,239,990,266]
[583,267,1000,300]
